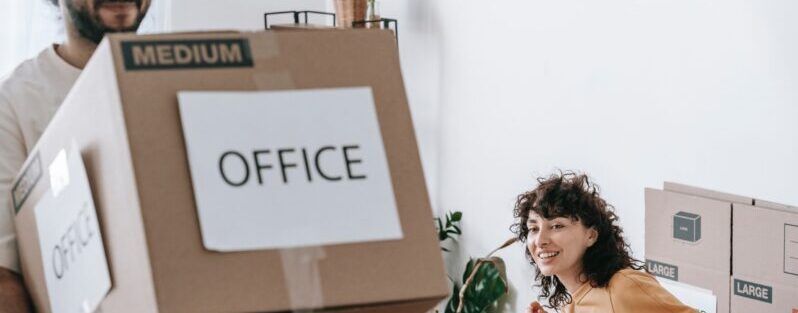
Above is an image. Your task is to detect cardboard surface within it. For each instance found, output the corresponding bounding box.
[753,198,798,213]
[13,30,448,313]
[34,143,111,313]
[13,42,158,312]
[663,182,753,206]
[645,187,736,313]
[731,275,797,313]
[734,203,798,287]
[270,24,337,31]
[731,202,798,312]
[650,182,798,312]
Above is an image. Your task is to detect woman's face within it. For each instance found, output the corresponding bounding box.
[526,211,597,278]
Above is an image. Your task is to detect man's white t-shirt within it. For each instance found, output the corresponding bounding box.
[0,44,80,272]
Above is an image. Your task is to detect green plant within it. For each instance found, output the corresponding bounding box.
[434,211,515,313]
[444,258,506,313]
[435,211,462,252]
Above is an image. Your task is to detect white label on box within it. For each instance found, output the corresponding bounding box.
[48,149,69,198]
[178,88,403,252]
[34,142,111,313]
[657,277,717,313]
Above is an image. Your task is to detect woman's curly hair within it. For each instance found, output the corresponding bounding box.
[510,171,643,310]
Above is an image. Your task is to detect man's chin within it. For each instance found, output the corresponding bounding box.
[97,13,142,30]
[95,11,145,35]
[101,25,140,33]
[68,0,147,44]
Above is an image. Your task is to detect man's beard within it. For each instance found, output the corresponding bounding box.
[66,0,145,44]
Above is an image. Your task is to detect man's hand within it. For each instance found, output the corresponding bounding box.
[0,267,33,313]
[526,301,549,313]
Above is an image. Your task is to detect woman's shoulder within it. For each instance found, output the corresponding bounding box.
[608,268,657,287]
[606,268,667,302]
[606,268,698,312]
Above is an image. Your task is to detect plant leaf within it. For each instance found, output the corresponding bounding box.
[462,258,475,282]
[444,284,460,313]
[456,258,508,313]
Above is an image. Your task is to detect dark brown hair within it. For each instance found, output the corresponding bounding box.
[510,171,643,310]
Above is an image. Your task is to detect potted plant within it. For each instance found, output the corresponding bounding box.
[435,211,517,313]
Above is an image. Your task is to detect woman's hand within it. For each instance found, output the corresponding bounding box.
[526,301,548,313]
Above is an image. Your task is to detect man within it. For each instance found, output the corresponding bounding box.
[0,0,150,311]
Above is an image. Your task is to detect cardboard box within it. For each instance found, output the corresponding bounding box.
[731,201,798,312]
[269,24,337,30]
[646,182,753,313]
[662,182,753,206]
[12,30,448,312]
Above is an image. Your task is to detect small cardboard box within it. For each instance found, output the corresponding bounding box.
[12,30,448,313]
[645,182,753,313]
[731,201,798,313]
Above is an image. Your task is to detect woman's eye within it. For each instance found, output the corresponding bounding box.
[528,227,539,233]
[552,224,564,230]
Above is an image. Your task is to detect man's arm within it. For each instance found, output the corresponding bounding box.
[0,267,33,313]
[0,88,31,312]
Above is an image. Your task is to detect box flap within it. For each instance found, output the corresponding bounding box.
[663,182,753,205]
[753,198,798,214]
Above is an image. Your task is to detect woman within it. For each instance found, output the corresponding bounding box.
[511,171,697,313]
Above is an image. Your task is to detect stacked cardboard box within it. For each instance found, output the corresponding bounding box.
[732,199,798,312]
[12,30,448,313]
[646,182,798,313]
[645,182,752,313]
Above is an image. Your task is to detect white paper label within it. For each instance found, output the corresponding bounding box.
[657,277,717,313]
[48,150,69,198]
[178,88,403,252]
[34,142,111,313]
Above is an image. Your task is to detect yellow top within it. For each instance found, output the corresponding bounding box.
[563,269,698,313]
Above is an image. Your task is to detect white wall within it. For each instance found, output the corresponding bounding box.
[0,0,61,76]
[166,0,328,32]
[378,0,446,210]
[381,0,798,311]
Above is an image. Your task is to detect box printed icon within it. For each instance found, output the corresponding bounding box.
[674,211,701,242]
[786,224,798,276]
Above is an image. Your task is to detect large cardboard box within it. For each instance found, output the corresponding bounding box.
[645,182,753,313]
[11,30,448,312]
[731,200,798,313]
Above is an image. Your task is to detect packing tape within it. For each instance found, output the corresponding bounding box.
[280,247,327,312]
[252,71,296,91]
[250,31,281,61]
[250,31,297,91]
[253,62,326,312]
